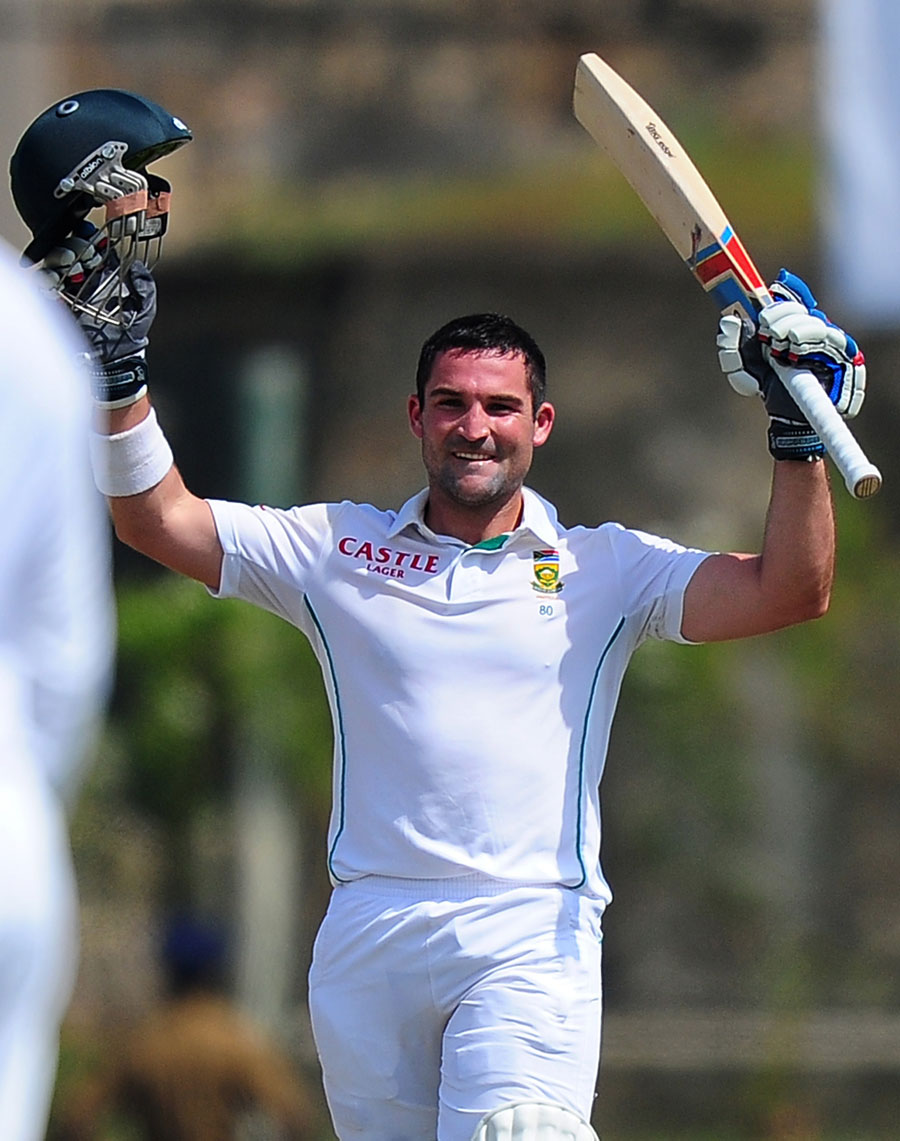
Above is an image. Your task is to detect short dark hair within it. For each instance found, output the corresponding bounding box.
[415,313,547,415]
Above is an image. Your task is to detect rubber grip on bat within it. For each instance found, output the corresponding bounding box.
[770,361,882,499]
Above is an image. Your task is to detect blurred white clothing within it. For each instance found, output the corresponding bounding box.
[0,238,114,1141]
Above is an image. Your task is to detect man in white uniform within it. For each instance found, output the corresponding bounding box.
[0,236,114,1141]
[80,277,863,1141]
[29,168,863,1136]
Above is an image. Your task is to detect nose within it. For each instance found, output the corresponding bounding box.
[457,402,490,441]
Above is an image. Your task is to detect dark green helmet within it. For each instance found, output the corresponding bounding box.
[10,89,192,264]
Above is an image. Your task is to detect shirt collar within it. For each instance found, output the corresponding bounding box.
[387,486,561,548]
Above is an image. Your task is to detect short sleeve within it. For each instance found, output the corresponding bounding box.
[608,524,713,644]
[206,500,333,626]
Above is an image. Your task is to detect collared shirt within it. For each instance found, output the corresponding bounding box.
[207,487,711,901]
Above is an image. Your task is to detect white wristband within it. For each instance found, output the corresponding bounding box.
[90,406,174,497]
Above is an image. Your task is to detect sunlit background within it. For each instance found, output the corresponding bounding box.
[2,1,899,1138]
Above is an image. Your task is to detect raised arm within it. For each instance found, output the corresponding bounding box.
[683,269,863,643]
[682,458,833,642]
[100,395,223,591]
[47,235,224,590]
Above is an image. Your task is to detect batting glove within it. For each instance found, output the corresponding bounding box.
[41,222,107,291]
[42,222,157,409]
[762,269,865,419]
[717,269,865,461]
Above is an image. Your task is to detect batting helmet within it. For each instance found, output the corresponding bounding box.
[9,88,192,265]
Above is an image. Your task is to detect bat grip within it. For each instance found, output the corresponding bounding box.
[771,361,882,499]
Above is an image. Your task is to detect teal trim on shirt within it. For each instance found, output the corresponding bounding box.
[471,533,511,551]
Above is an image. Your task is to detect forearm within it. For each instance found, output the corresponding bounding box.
[94,396,224,589]
[100,393,153,435]
[757,457,835,621]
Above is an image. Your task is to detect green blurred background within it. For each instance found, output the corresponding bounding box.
[2,2,899,1138]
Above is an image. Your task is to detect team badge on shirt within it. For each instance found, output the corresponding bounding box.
[531,549,564,594]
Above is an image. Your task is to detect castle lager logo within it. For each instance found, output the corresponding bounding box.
[337,536,440,579]
[532,549,563,594]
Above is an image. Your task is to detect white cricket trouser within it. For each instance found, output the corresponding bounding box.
[308,877,604,1141]
[0,775,78,1141]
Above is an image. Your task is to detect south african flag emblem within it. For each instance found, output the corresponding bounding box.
[532,549,563,594]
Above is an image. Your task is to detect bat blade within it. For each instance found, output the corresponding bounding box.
[573,52,881,499]
[574,53,766,322]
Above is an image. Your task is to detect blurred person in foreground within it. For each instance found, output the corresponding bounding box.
[0,235,114,1141]
[56,916,317,1140]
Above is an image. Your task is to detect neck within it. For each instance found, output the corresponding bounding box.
[424,489,524,545]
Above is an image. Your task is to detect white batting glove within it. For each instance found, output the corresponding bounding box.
[717,269,867,461]
[760,268,866,419]
[759,301,865,419]
[717,313,762,398]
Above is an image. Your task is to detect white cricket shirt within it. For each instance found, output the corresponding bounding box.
[208,488,710,902]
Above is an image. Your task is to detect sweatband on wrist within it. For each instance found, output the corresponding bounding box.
[767,418,826,462]
[90,353,149,409]
[90,406,174,496]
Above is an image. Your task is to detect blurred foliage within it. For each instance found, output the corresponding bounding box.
[201,136,814,265]
[110,575,333,820]
[81,574,334,913]
[599,487,900,1013]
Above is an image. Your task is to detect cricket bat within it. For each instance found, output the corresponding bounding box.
[573,52,881,499]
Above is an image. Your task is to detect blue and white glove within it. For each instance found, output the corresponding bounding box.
[717,269,866,461]
[42,221,157,410]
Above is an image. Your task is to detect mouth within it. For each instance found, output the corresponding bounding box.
[452,451,496,463]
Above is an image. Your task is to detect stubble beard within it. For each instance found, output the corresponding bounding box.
[424,448,529,512]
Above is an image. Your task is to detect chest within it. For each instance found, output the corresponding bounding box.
[311,535,622,680]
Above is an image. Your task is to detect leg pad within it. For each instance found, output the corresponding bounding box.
[469,1101,599,1141]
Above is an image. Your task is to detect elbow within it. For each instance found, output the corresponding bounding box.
[807,566,834,621]
[800,593,830,624]
[811,583,832,620]
[111,511,141,553]
[782,578,832,628]
[110,505,161,562]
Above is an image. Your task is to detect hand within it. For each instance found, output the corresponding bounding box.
[42,223,157,409]
[761,269,865,419]
[717,269,865,461]
[41,222,107,292]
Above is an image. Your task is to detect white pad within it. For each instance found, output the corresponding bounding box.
[469,1101,599,1141]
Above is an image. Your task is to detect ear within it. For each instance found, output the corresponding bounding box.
[532,401,555,448]
[408,394,424,439]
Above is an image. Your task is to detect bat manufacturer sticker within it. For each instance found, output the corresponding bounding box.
[644,121,674,158]
[531,549,564,594]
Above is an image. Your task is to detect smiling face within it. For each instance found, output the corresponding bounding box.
[408,348,555,542]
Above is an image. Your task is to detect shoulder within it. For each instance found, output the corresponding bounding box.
[207,497,398,555]
[550,517,632,552]
[558,520,709,580]
[284,498,399,540]
[565,518,699,552]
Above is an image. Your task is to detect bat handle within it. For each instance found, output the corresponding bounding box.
[770,361,882,499]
